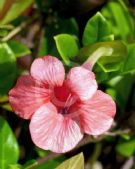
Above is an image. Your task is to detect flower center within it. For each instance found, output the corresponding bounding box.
[51,83,74,114]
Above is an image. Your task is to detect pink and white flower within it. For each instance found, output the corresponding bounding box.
[9,55,116,153]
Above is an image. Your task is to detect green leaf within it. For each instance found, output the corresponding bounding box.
[9,164,22,169]
[0,43,17,94]
[8,40,31,58]
[101,1,134,41]
[54,34,79,65]
[79,41,127,72]
[106,75,133,111]
[35,148,48,157]
[23,160,37,169]
[122,44,135,74]
[0,0,33,25]
[82,12,113,46]
[36,160,61,169]
[56,153,84,169]
[0,116,19,168]
[116,138,135,157]
[36,156,65,169]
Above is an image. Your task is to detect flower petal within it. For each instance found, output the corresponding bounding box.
[30,103,83,153]
[30,55,65,86]
[78,90,116,135]
[9,75,50,119]
[66,67,97,101]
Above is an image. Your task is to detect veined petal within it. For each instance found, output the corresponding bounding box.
[66,67,97,101]
[30,55,65,86]
[30,103,83,153]
[9,75,50,119]
[78,90,116,135]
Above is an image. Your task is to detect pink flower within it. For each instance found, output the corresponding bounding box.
[9,56,116,153]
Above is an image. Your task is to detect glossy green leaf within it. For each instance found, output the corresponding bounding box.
[8,40,31,58]
[122,44,135,74]
[54,34,79,65]
[79,41,127,72]
[0,0,33,25]
[56,153,84,169]
[82,12,113,46]
[0,116,19,168]
[116,138,135,157]
[101,1,134,41]
[0,43,17,94]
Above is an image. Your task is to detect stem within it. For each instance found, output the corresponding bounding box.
[83,47,113,70]
[1,22,27,42]
[37,152,61,165]
[88,143,102,168]
[35,129,130,167]
[1,14,39,42]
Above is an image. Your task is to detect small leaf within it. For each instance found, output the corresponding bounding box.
[8,40,31,58]
[116,139,135,157]
[54,34,79,65]
[56,153,84,169]
[0,43,17,94]
[0,116,19,168]
[79,41,127,72]
[82,12,112,46]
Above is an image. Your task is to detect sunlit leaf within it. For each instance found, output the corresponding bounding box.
[79,41,127,72]
[54,34,79,65]
[82,12,113,46]
[56,153,84,169]
[116,138,135,157]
